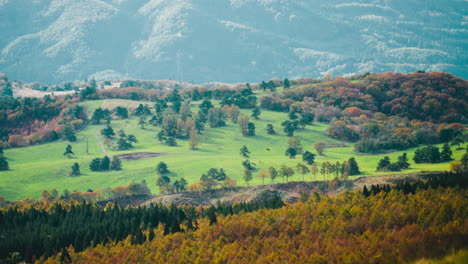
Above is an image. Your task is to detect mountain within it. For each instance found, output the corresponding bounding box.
[0,0,467,83]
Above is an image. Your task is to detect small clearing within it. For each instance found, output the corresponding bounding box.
[115,152,167,160]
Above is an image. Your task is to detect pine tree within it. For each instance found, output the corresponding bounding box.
[302,151,316,165]
[240,145,250,158]
[266,124,275,134]
[348,157,360,175]
[251,107,261,119]
[156,162,169,175]
[166,137,177,146]
[70,163,80,176]
[0,156,9,171]
[441,143,453,161]
[283,78,290,89]
[285,147,297,158]
[377,156,391,171]
[101,125,115,139]
[100,156,110,171]
[89,158,102,171]
[63,144,74,157]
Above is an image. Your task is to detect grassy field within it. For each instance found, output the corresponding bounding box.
[0,99,464,201]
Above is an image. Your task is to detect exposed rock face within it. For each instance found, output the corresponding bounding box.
[1,0,467,83]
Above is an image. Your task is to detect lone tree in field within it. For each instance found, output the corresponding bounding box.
[110,156,122,171]
[266,124,276,135]
[189,128,199,150]
[63,145,74,158]
[348,157,360,175]
[156,161,169,175]
[314,142,326,156]
[302,151,316,165]
[251,107,261,120]
[242,159,256,171]
[70,163,80,176]
[240,145,250,158]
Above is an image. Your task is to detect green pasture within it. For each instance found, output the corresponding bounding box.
[0,99,463,201]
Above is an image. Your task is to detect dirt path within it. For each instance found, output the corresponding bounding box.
[94,126,108,156]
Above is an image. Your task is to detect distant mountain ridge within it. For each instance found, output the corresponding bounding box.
[0,0,467,83]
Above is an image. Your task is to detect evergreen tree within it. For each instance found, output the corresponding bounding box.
[281,120,297,137]
[283,78,290,89]
[157,130,166,143]
[89,158,102,171]
[70,163,80,176]
[396,153,410,170]
[247,122,256,136]
[135,104,151,116]
[441,143,453,161]
[101,125,115,139]
[240,145,250,158]
[110,156,122,170]
[348,157,360,175]
[63,125,76,142]
[166,137,177,146]
[302,151,316,165]
[266,124,276,134]
[0,156,9,171]
[251,107,261,119]
[100,156,110,171]
[285,147,297,159]
[115,106,128,119]
[377,156,391,171]
[156,162,169,175]
[242,159,255,170]
[63,144,74,157]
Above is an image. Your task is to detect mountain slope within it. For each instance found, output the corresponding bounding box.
[0,0,467,83]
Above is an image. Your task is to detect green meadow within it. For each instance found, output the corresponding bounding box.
[0,99,463,201]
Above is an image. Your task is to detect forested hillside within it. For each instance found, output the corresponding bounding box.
[29,176,468,264]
